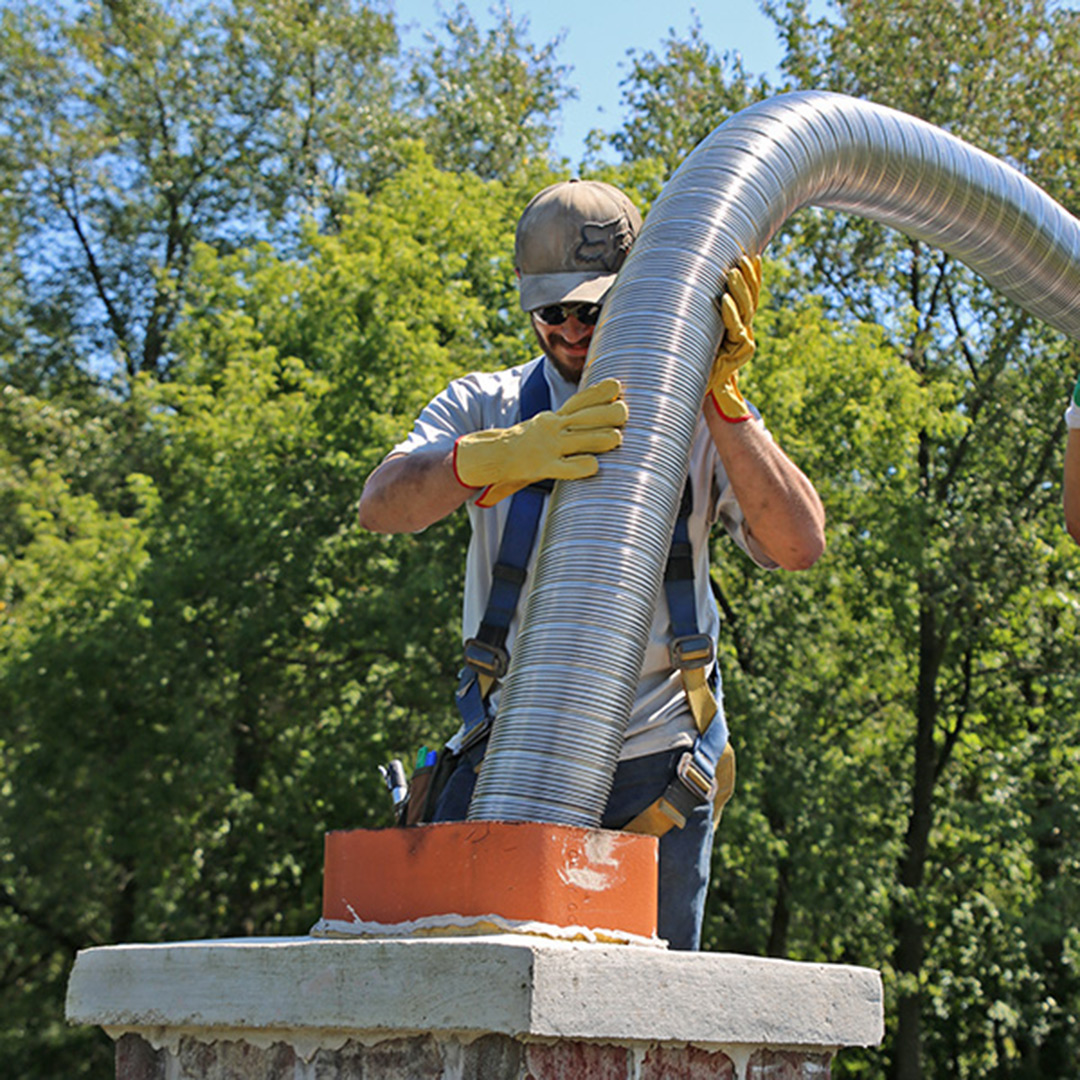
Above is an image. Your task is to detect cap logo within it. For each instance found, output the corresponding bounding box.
[575,217,634,271]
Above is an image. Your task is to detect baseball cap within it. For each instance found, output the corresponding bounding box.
[515,179,642,312]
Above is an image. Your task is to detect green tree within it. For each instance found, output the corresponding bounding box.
[0,0,402,383]
[0,0,570,388]
[0,152,547,1077]
[766,2,1080,1076]
[0,5,573,1076]
[590,15,772,176]
[608,2,1080,1077]
[407,2,573,177]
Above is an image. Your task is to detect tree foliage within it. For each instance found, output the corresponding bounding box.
[1,132,542,1074]
[0,0,561,387]
[602,2,1080,1076]
[407,2,574,179]
[590,15,772,177]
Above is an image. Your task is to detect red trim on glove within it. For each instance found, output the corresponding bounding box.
[707,389,752,423]
[452,437,493,503]
[451,437,470,488]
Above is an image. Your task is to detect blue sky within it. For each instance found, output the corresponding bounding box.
[390,0,790,161]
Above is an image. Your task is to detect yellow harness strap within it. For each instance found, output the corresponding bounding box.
[711,741,737,827]
[682,664,717,735]
[623,740,736,838]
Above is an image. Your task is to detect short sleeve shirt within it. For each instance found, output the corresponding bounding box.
[391,356,777,760]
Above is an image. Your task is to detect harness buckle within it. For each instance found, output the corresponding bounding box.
[670,633,715,671]
[458,716,493,753]
[675,751,717,803]
[463,637,510,680]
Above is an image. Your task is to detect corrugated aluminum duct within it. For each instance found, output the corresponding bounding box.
[468,90,1080,827]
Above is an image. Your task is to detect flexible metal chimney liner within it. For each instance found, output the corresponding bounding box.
[469,90,1080,827]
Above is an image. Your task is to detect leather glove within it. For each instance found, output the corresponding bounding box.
[1066,374,1080,429]
[708,254,762,422]
[454,377,628,507]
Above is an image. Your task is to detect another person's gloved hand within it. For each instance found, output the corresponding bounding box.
[1066,374,1080,429]
[708,254,763,422]
[454,377,628,507]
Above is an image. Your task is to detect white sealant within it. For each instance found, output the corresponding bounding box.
[309,911,663,948]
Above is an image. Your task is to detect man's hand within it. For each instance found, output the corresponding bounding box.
[708,254,763,422]
[454,377,628,507]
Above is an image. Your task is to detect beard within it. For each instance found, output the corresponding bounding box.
[531,321,588,384]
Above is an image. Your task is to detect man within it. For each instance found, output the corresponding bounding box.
[1065,376,1080,544]
[358,179,826,949]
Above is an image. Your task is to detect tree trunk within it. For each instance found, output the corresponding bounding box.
[890,473,943,1080]
[766,856,791,958]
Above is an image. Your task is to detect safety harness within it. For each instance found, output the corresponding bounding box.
[454,360,553,752]
[454,360,734,836]
[620,482,734,838]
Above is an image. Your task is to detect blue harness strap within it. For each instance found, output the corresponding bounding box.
[664,481,727,739]
[455,361,552,743]
[622,477,732,836]
[455,369,731,834]
[664,481,699,644]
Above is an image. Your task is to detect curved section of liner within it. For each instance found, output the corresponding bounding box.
[469,90,1080,827]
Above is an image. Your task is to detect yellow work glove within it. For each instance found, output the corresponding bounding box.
[707,254,762,422]
[454,377,628,508]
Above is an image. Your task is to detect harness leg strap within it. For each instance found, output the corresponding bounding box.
[623,742,736,838]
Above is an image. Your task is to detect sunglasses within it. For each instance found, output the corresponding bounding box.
[532,302,602,327]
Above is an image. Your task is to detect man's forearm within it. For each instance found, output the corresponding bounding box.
[357,449,475,534]
[705,409,826,571]
[1064,429,1080,544]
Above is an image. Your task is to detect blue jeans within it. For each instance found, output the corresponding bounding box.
[432,742,713,951]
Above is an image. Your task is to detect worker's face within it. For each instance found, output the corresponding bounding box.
[530,301,602,384]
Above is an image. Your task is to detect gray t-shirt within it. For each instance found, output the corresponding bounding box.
[391,355,776,760]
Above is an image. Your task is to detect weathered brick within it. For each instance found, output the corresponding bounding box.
[525,1041,629,1080]
[312,1040,365,1080]
[746,1048,832,1079]
[115,1033,165,1080]
[175,1036,296,1080]
[461,1033,524,1079]
[313,1036,445,1080]
[640,1044,736,1079]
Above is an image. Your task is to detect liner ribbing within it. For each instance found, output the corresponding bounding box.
[469,91,1080,827]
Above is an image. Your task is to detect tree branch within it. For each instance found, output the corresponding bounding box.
[0,884,96,955]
